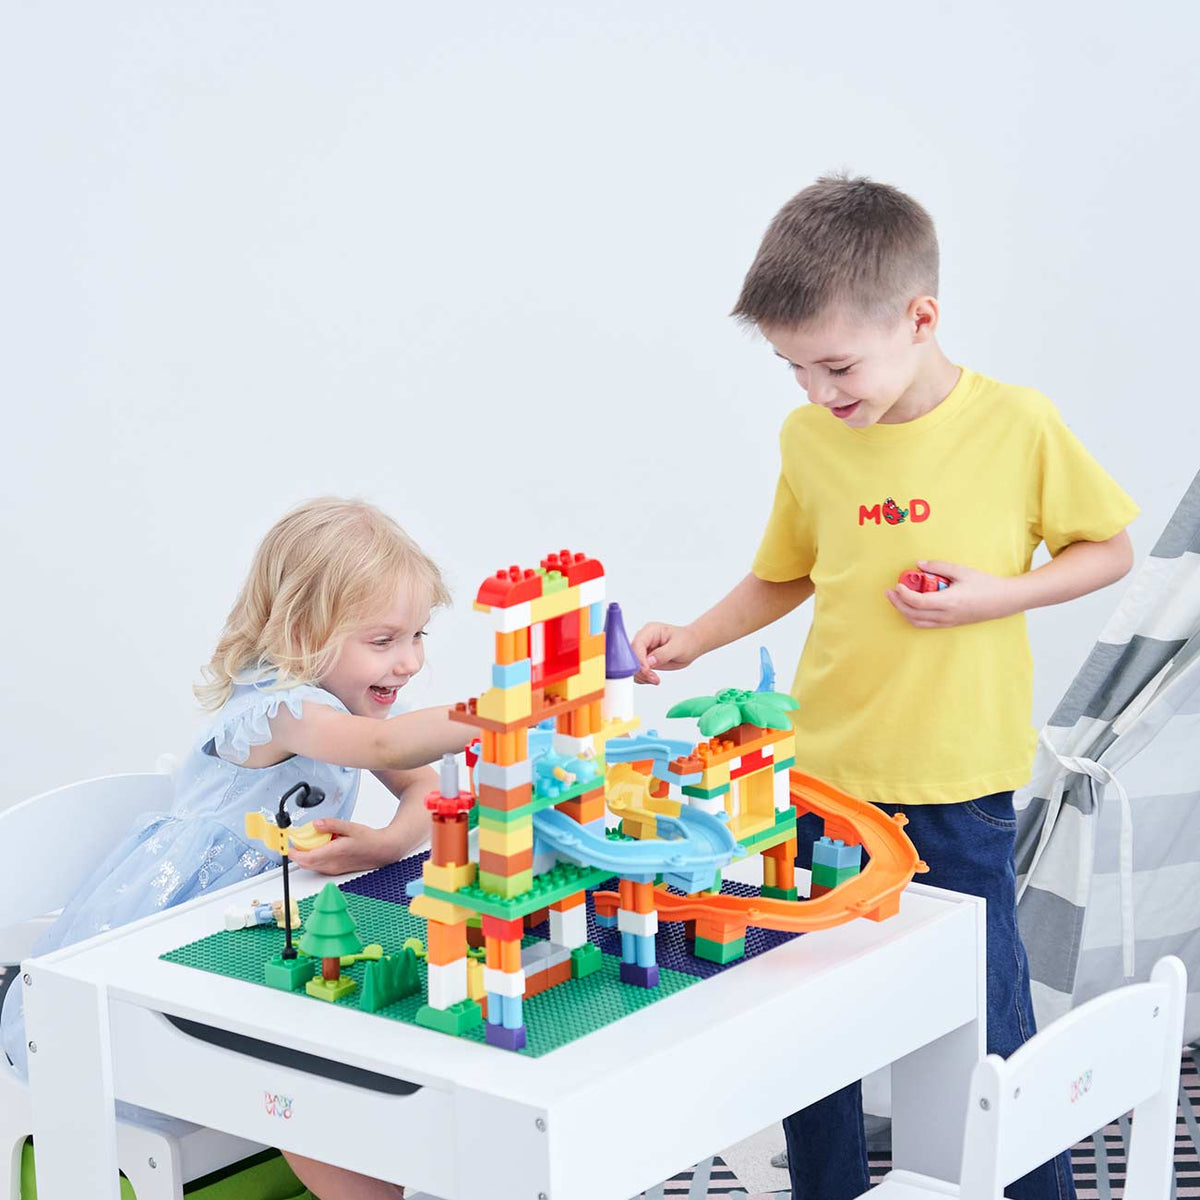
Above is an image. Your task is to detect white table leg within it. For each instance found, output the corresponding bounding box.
[24,965,121,1200]
[891,1015,984,1181]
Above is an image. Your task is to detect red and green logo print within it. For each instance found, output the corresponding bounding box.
[859,496,930,526]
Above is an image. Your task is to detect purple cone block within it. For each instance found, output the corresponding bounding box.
[604,603,641,679]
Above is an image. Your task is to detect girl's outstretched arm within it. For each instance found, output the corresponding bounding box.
[269,704,471,771]
[289,766,436,875]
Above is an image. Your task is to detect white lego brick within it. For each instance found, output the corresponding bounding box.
[603,675,635,722]
[483,967,527,997]
[549,904,588,949]
[494,600,532,634]
[763,743,775,758]
[617,909,659,938]
[521,942,554,973]
[578,578,605,607]
[530,621,545,665]
[553,732,595,758]
[426,960,468,1009]
[728,756,741,773]
[774,767,792,811]
[475,758,532,790]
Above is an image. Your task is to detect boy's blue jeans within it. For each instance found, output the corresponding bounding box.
[783,792,1077,1200]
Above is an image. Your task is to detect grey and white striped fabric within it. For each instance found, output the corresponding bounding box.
[1015,470,1200,1040]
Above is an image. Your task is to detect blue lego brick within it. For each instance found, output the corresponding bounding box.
[812,836,862,871]
[588,601,604,635]
[492,658,532,688]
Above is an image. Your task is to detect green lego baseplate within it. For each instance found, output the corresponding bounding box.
[161,887,699,1058]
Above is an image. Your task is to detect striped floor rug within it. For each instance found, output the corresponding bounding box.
[637,1046,1200,1199]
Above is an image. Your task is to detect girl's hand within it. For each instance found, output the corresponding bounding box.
[631,623,701,684]
[288,819,392,875]
[885,560,1017,629]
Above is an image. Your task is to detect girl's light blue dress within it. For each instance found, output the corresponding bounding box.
[2,679,361,1081]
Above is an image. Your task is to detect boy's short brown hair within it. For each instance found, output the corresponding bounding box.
[732,174,939,328]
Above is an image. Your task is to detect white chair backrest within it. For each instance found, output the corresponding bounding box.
[0,772,171,929]
[960,955,1186,1200]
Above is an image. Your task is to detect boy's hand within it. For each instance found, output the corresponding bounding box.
[631,622,701,684]
[288,819,391,875]
[885,560,1016,629]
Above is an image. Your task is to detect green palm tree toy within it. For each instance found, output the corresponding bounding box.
[300,883,364,1002]
[667,687,799,741]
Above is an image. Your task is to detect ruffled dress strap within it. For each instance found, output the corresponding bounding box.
[207,680,351,765]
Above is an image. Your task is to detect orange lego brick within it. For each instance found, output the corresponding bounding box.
[632,881,656,915]
[477,782,533,811]
[557,791,605,825]
[526,907,550,928]
[550,890,585,912]
[479,847,534,876]
[426,920,468,966]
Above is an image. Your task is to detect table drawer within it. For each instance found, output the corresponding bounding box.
[110,1001,456,1194]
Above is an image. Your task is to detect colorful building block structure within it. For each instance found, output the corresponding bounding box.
[403,551,930,1052]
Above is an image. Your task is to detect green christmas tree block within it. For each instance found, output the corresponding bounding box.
[299,882,363,1003]
[360,948,421,1013]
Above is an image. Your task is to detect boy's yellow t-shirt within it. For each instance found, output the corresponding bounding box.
[752,366,1139,806]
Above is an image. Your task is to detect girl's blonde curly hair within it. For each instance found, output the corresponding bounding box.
[196,497,450,710]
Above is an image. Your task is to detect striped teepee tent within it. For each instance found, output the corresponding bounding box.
[1015,469,1200,1039]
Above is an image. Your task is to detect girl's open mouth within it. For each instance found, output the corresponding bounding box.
[369,686,398,705]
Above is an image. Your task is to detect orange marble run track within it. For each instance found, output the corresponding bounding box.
[594,769,928,934]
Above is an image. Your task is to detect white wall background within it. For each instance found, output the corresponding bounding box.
[2,1,1197,808]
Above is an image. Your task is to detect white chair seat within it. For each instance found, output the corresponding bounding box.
[858,1170,963,1198]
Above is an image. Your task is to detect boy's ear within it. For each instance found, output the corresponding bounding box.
[908,295,940,343]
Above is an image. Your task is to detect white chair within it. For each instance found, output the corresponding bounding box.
[862,955,1186,1200]
[0,768,265,1200]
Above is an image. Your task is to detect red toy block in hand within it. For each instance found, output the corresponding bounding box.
[898,568,950,593]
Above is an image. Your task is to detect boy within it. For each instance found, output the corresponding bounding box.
[632,175,1136,1200]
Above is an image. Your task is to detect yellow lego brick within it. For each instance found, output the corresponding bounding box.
[771,732,796,762]
[699,761,731,790]
[475,682,532,723]
[562,653,606,700]
[478,823,534,856]
[479,868,534,899]
[473,600,492,613]
[409,893,477,925]
[423,861,478,892]
[467,957,485,1001]
[730,812,774,841]
[528,585,581,624]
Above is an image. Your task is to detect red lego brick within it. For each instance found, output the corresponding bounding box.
[477,565,545,608]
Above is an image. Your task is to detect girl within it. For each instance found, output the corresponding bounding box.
[3,497,470,1199]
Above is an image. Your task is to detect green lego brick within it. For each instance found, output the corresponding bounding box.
[537,567,568,594]
[693,935,746,964]
[570,943,603,979]
[477,802,536,829]
[760,885,799,901]
[737,811,799,856]
[810,863,861,888]
[478,869,535,898]
[773,756,796,772]
[424,858,613,920]
[306,974,356,1002]
[161,890,701,1058]
[415,998,483,1036]
[263,953,314,991]
[682,781,730,800]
